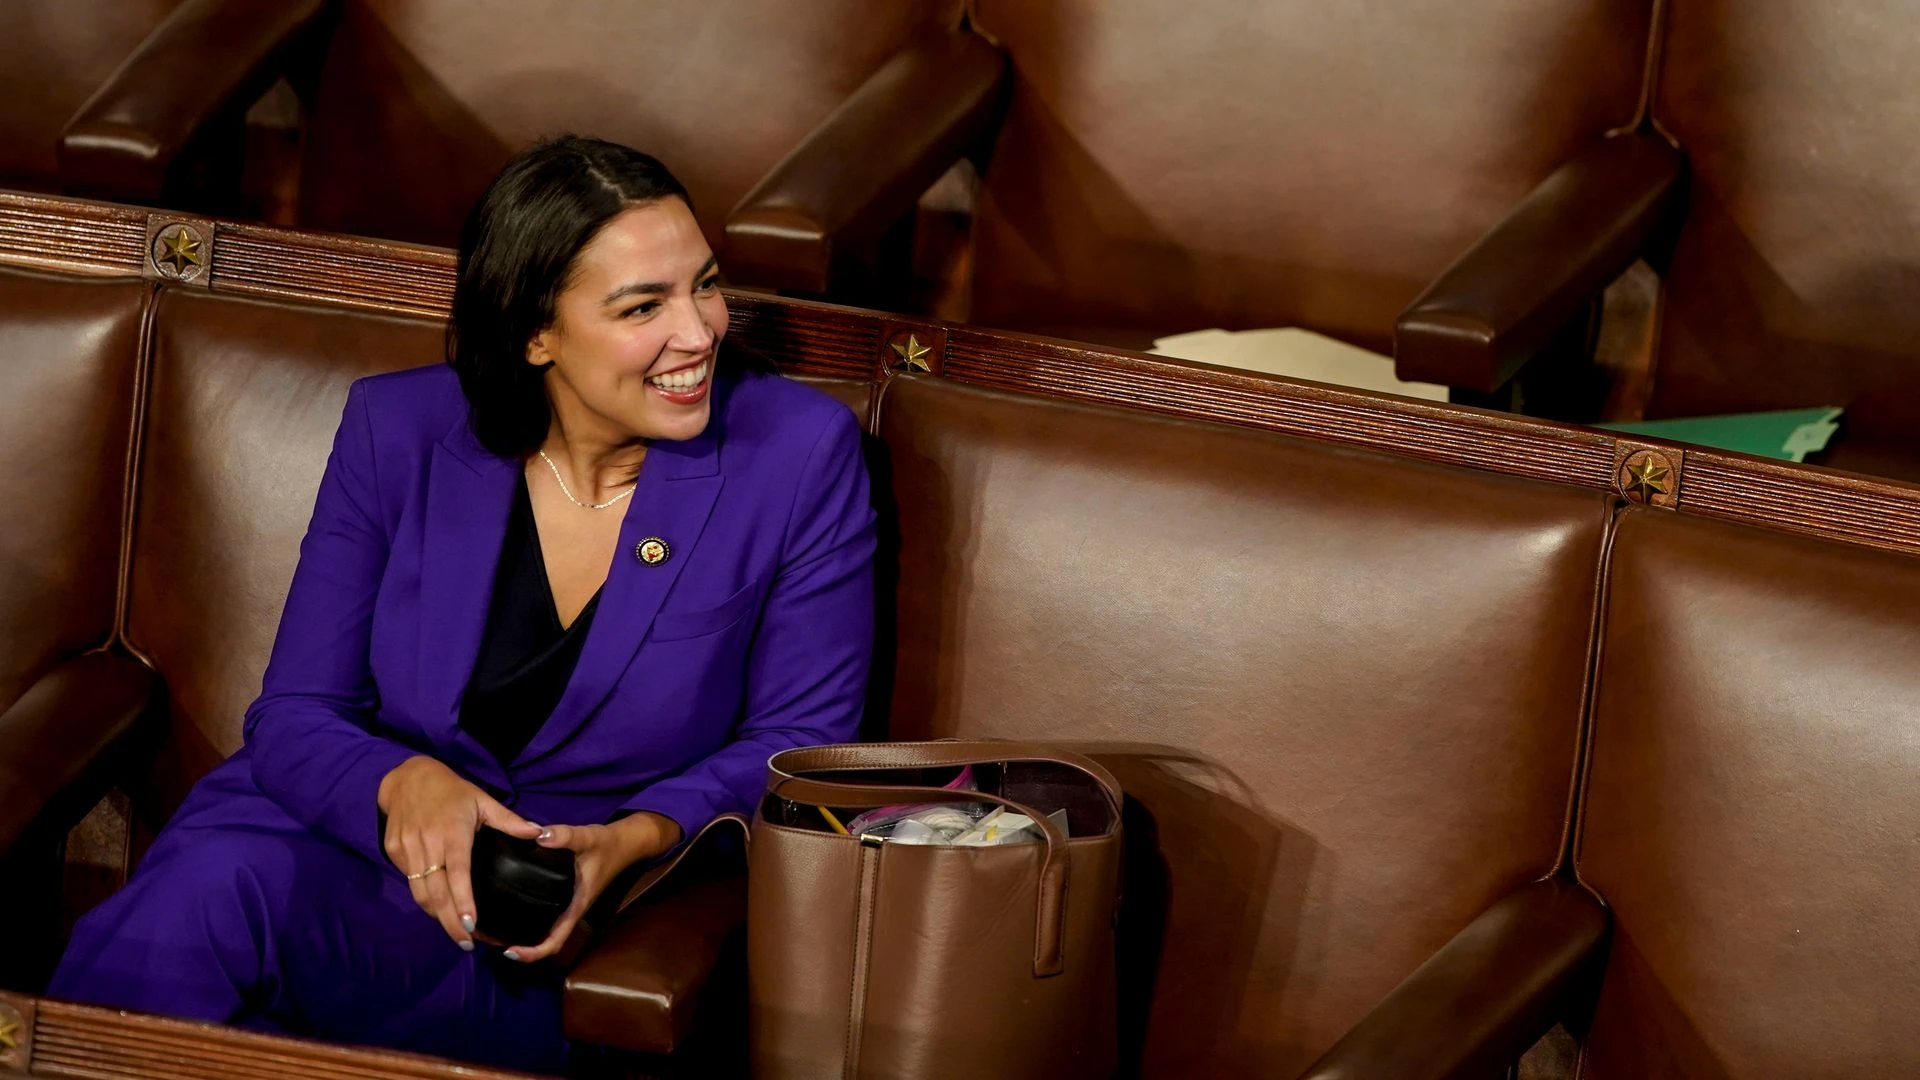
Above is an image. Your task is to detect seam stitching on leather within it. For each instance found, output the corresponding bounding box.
[1566,500,1628,887]
[866,377,887,436]
[1548,497,1620,878]
[1611,0,1681,147]
[109,282,161,653]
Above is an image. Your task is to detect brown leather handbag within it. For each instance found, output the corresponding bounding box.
[748,741,1124,1080]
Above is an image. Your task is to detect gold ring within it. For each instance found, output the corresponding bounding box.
[405,864,445,881]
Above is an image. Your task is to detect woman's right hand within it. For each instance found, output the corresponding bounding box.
[377,754,545,951]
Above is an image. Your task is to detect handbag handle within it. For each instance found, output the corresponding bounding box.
[768,740,1124,815]
[765,740,1122,977]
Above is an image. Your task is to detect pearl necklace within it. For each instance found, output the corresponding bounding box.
[538,450,636,510]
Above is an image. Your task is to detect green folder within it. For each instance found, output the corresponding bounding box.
[1596,407,1843,462]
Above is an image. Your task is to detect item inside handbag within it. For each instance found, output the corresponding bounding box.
[764,760,1117,844]
[853,802,1069,845]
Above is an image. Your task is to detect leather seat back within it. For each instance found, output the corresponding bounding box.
[295,0,962,246]
[0,268,148,707]
[1650,0,1920,462]
[122,289,440,810]
[1575,508,1920,1076]
[964,0,1654,348]
[873,374,1610,1075]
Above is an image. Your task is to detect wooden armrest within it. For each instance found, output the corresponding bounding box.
[1296,879,1610,1080]
[59,0,332,202]
[0,652,164,855]
[1395,133,1686,393]
[725,28,1008,294]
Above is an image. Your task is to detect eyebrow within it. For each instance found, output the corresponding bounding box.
[601,255,719,305]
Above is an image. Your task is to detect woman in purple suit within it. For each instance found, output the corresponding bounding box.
[50,137,876,1072]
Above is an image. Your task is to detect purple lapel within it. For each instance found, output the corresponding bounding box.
[417,422,517,752]
[515,418,724,767]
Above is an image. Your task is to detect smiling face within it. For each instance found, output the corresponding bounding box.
[527,198,728,445]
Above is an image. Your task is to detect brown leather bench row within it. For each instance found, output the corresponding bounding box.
[27,0,1668,410]
[21,2,1920,482]
[0,192,1915,1077]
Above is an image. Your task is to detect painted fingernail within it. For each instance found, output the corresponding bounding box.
[459,939,474,953]
[503,949,521,961]
[538,829,553,842]
[461,914,476,932]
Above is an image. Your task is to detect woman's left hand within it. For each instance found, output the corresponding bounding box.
[499,812,682,963]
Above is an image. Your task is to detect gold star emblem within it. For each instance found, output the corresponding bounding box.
[890,334,932,372]
[155,225,203,276]
[1623,456,1672,502]
[0,1013,19,1052]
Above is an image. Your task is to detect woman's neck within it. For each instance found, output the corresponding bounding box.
[537,417,646,502]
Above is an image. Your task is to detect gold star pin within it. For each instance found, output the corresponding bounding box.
[1624,456,1672,502]
[155,226,203,276]
[890,334,932,372]
[0,1013,19,1052]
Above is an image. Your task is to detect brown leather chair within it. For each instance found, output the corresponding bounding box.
[112,286,841,1071]
[1307,507,1920,1077]
[1411,0,1920,481]
[62,0,1003,306]
[887,0,1677,413]
[968,0,1659,336]
[873,375,1611,1076]
[0,1,185,195]
[0,267,162,987]
[1575,509,1920,1075]
[1646,0,1920,481]
[120,289,445,814]
[741,0,1687,410]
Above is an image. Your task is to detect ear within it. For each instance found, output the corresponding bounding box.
[526,327,556,368]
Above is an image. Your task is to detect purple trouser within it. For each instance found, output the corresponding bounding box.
[49,756,569,1074]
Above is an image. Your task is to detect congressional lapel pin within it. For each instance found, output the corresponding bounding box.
[635,537,670,566]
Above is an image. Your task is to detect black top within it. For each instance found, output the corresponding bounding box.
[458,473,602,765]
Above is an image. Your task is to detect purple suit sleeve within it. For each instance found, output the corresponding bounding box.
[244,381,419,866]
[617,406,876,839]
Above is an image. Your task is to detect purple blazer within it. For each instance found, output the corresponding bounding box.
[239,362,875,867]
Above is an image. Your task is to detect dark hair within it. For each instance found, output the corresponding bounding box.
[447,136,696,458]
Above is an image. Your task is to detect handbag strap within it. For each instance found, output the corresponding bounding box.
[765,741,1122,977]
[769,740,1124,815]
